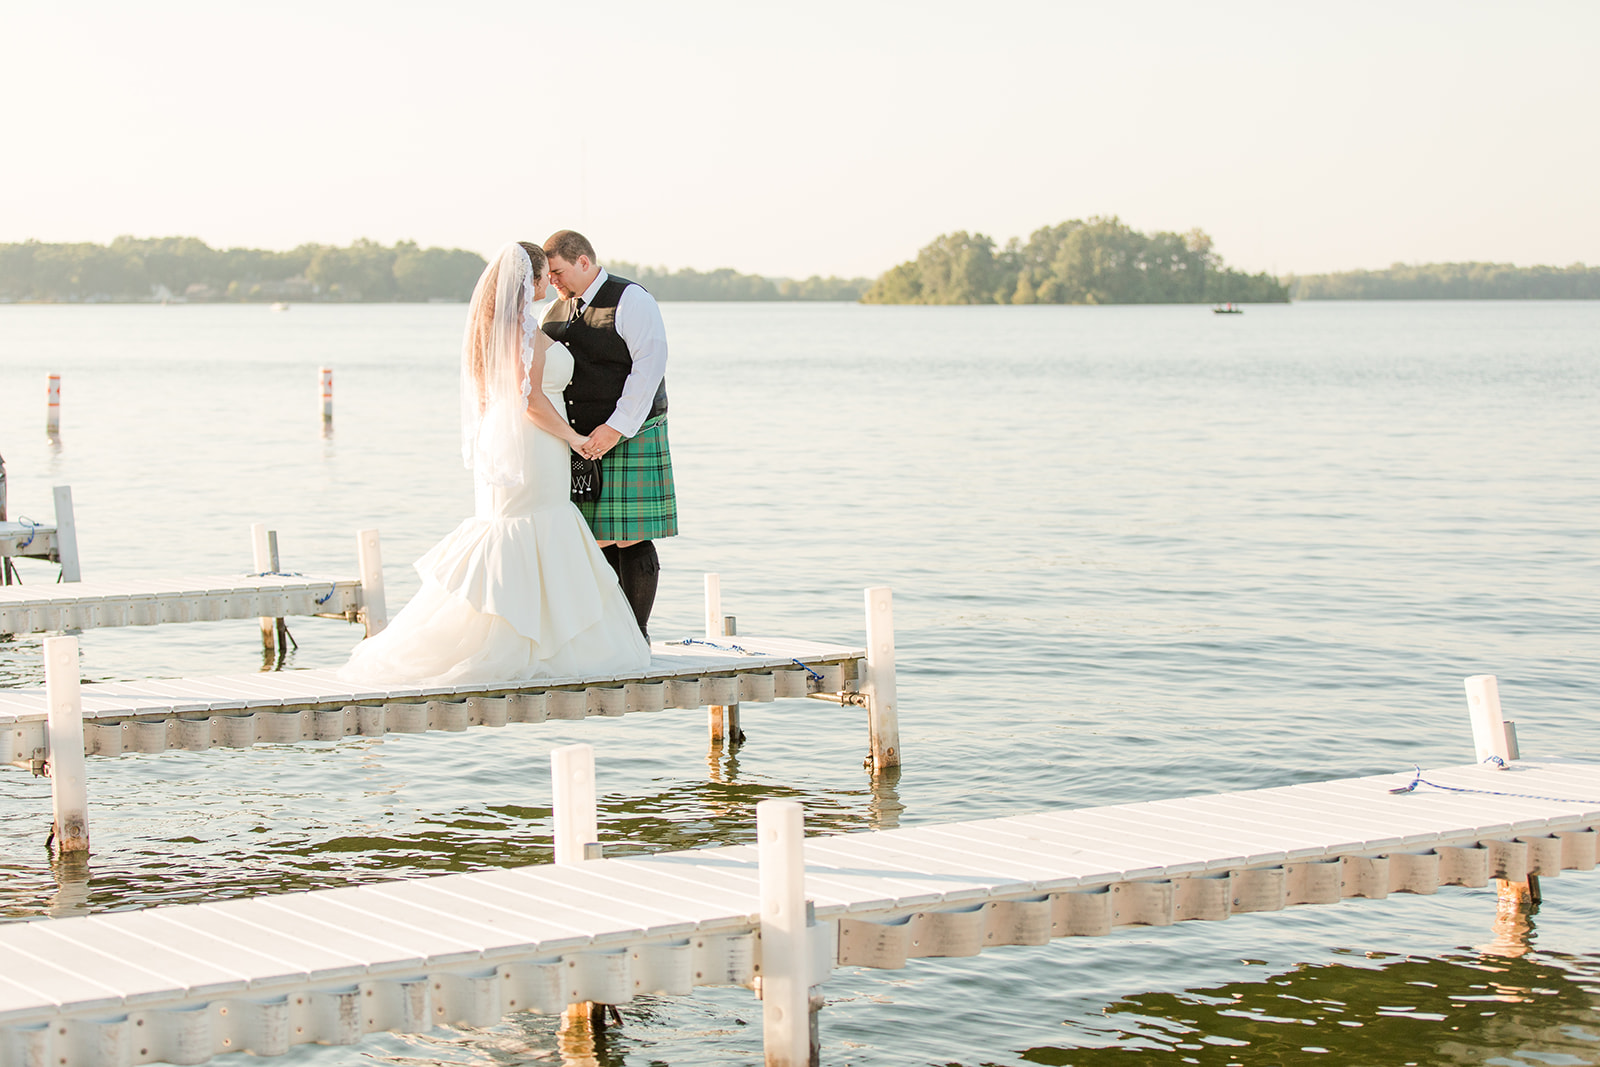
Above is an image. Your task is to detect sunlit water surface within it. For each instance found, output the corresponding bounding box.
[1,300,1596,1066]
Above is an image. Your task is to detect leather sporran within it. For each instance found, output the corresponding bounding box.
[571,455,603,503]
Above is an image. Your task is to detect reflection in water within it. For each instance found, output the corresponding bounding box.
[0,767,896,918]
[1023,944,1600,1067]
[47,851,91,918]
[867,765,904,831]
[1482,882,1537,961]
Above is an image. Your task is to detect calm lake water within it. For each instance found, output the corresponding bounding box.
[0,300,1596,1066]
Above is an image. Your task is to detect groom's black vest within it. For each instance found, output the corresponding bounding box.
[547,275,668,436]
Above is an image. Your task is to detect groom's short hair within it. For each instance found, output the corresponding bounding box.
[544,230,596,265]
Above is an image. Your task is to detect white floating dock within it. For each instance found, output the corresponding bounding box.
[0,758,1595,1066]
[0,573,368,637]
[0,636,867,766]
[0,522,60,567]
[0,486,78,581]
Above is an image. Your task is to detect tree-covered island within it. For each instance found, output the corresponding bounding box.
[861,216,1288,305]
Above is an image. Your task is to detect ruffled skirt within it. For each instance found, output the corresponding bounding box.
[339,503,651,687]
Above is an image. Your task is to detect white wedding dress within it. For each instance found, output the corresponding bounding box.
[340,341,652,686]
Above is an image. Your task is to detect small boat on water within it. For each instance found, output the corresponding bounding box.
[270,302,290,312]
[1212,302,1243,314]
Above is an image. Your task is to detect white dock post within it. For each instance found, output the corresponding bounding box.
[51,485,80,582]
[860,587,900,772]
[1465,675,1512,767]
[704,573,722,640]
[758,799,815,1067]
[44,635,89,854]
[251,523,277,651]
[356,529,388,637]
[551,743,598,867]
[46,373,61,435]
[319,367,333,424]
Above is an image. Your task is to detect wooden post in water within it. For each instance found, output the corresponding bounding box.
[356,529,388,636]
[46,374,61,436]
[251,523,277,652]
[758,799,817,1067]
[860,587,900,773]
[51,486,80,582]
[319,368,333,426]
[43,635,89,854]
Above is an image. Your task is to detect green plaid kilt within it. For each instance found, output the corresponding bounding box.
[578,414,678,541]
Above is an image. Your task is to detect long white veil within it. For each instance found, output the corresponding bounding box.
[460,243,539,487]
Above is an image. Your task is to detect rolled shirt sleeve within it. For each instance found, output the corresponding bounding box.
[606,283,668,438]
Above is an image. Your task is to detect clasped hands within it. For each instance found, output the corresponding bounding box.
[576,424,623,461]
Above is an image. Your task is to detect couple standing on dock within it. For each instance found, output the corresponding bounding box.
[341,232,675,686]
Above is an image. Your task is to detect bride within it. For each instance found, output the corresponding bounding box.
[340,242,652,685]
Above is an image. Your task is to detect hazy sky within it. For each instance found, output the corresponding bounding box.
[3,0,1595,278]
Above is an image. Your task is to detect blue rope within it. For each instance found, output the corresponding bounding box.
[13,516,37,551]
[674,637,825,681]
[1388,761,1600,805]
[250,571,339,607]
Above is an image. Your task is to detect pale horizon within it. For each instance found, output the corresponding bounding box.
[4,0,1595,281]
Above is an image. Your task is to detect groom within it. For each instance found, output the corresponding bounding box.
[541,230,677,642]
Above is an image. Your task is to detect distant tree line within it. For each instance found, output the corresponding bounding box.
[0,236,487,303]
[862,216,1289,305]
[1288,262,1600,300]
[0,237,873,304]
[607,261,870,302]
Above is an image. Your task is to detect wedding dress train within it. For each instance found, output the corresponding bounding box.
[340,341,651,686]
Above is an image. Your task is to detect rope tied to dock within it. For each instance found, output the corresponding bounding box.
[1388,763,1600,805]
[249,571,339,606]
[673,637,825,681]
[13,515,37,550]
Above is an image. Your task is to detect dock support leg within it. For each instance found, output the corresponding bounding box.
[861,587,900,773]
[552,744,608,1031]
[705,575,726,743]
[710,615,744,746]
[44,635,89,854]
[52,485,80,582]
[758,799,817,1067]
[251,523,277,653]
[357,529,388,637]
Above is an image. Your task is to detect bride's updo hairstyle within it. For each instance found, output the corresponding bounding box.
[459,241,548,487]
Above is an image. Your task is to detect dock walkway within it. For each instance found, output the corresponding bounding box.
[1,757,1596,1066]
[0,636,866,765]
[0,573,366,637]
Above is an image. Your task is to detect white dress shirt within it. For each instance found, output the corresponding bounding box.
[574,268,669,438]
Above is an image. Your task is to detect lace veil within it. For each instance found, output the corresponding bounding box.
[460,242,541,487]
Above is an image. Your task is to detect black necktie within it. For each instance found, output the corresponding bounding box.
[571,297,585,323]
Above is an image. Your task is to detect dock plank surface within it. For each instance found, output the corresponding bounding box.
[0,636,866,765]
[0,758,1596,1066]
[0,573,364,635]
